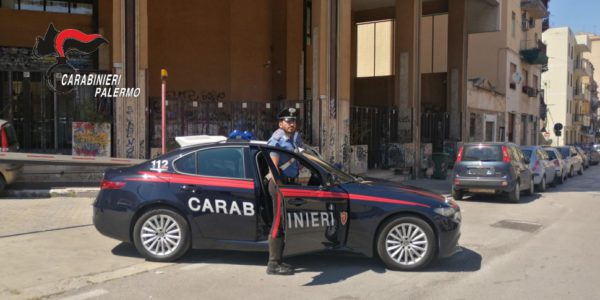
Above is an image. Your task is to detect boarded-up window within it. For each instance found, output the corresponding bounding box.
[357,20,394,77]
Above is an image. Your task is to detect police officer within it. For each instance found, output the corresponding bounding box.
[266,107,303,275]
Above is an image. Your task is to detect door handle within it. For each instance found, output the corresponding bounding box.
[287,198,306,206]
[181,185,202,193]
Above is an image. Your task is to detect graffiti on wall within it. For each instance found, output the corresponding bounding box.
[350,145,368,175]
[125,105,135,158]
[72,122,110,157]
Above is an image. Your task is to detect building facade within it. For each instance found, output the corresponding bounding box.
[542,28,594,146]
[0,0,501,177]
[467,0,548,145]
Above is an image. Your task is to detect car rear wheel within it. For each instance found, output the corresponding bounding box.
[133,208,190,262]
[452,188,463,200]
[508,182,520,203]
[376,216,436,271]
[0,176,5,193]
[536,176,546,192]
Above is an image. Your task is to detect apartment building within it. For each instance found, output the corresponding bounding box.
[582,34,600,142]
[542,28,594,145]
[467,0,548,145]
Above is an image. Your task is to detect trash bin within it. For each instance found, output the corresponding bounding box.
[432,152,450,179]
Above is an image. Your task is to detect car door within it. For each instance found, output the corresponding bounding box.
[260,146,349,257]
[170,146,258,241]
[538,149,555,181]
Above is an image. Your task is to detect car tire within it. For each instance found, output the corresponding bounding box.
[133,208,191,262]
[558,172,565,184]
[377,216,436,271]
[508,182,520,203]
[536,176,546,192]
[578,165,584,175]
[452,188,463,200]
[0,176,5,193]
[524,178,534,196]
[569,167,574,177]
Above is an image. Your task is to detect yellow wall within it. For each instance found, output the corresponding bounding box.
[0,8,93,48]
[147,0,303,102]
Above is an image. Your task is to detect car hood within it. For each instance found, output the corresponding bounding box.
[340,177,450,209]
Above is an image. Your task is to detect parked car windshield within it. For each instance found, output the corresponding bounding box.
[545,150,558,160]
[462,145,502,162]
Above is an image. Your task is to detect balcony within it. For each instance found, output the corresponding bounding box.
[573,114,589,125]
[520,39,549,65]
[521,0,548,19]
[574,58,593,78]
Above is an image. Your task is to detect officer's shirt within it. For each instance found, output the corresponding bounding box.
[268,129,303,178]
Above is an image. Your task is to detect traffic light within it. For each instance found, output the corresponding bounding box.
[554,123,563,137]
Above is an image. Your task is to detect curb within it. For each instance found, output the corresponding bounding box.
[3,187,100,198]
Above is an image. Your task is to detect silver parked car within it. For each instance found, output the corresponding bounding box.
[0,119,22,192]
[556,146,584,177]
[521,146,556,192]
[543,147,567,184]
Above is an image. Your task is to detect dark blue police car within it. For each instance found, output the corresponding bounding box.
[93,136,461,271]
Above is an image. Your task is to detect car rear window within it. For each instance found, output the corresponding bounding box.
[545,150,558,160]
[521,149,532,158]
[462,145,502,162]
[558,148,570,157]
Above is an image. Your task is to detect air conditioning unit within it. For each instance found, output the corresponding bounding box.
[527,87,538,98]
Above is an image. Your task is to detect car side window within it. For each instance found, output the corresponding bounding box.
[197,147,246,179]
[267,149,323,187]
[173,152,197,174]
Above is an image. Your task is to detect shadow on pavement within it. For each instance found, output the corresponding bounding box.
[111,243,481,285]
[460,193,541,204]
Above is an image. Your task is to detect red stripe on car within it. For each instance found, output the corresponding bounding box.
[280,188,430,208]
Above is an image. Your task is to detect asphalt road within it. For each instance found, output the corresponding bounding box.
[2,166,600,299]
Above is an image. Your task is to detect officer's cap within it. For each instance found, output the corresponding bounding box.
[278,107,297,121]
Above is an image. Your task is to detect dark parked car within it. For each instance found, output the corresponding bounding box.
[94,137,461,271]
[452,143,534,203]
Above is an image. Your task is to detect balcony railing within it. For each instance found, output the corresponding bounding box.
[521,0,549,19]
[520,39,548,65]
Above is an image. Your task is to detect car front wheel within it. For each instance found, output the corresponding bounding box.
[377,216,436,271]
[578,165,584,175]
[133,208,191,262]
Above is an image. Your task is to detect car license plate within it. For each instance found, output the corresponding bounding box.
[467,168,493,176]
[469,188,495,193]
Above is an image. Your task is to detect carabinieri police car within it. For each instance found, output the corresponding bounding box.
[93,136,461,271]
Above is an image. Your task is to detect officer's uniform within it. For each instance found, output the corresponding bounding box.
[266,107,303,275]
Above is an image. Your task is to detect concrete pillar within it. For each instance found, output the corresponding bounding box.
[311,0,350,169]
[114,0,148,159]
[395,0,421,178]
[448,0,468,143]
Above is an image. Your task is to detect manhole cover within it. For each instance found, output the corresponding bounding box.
[491,220,542,232]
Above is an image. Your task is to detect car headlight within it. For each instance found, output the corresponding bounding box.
[434,207,456,217]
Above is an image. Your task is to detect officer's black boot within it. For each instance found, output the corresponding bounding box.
[266,237,294,275]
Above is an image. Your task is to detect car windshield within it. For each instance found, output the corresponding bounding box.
[302,151,358,184]
[461,145,502,162]
[521,149,533,159]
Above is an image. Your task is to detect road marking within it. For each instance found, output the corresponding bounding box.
[59,289,108,300]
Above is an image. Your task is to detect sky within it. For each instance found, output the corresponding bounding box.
[549,0,600,35]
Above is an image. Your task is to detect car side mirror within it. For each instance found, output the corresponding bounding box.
[320,173,338,190]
